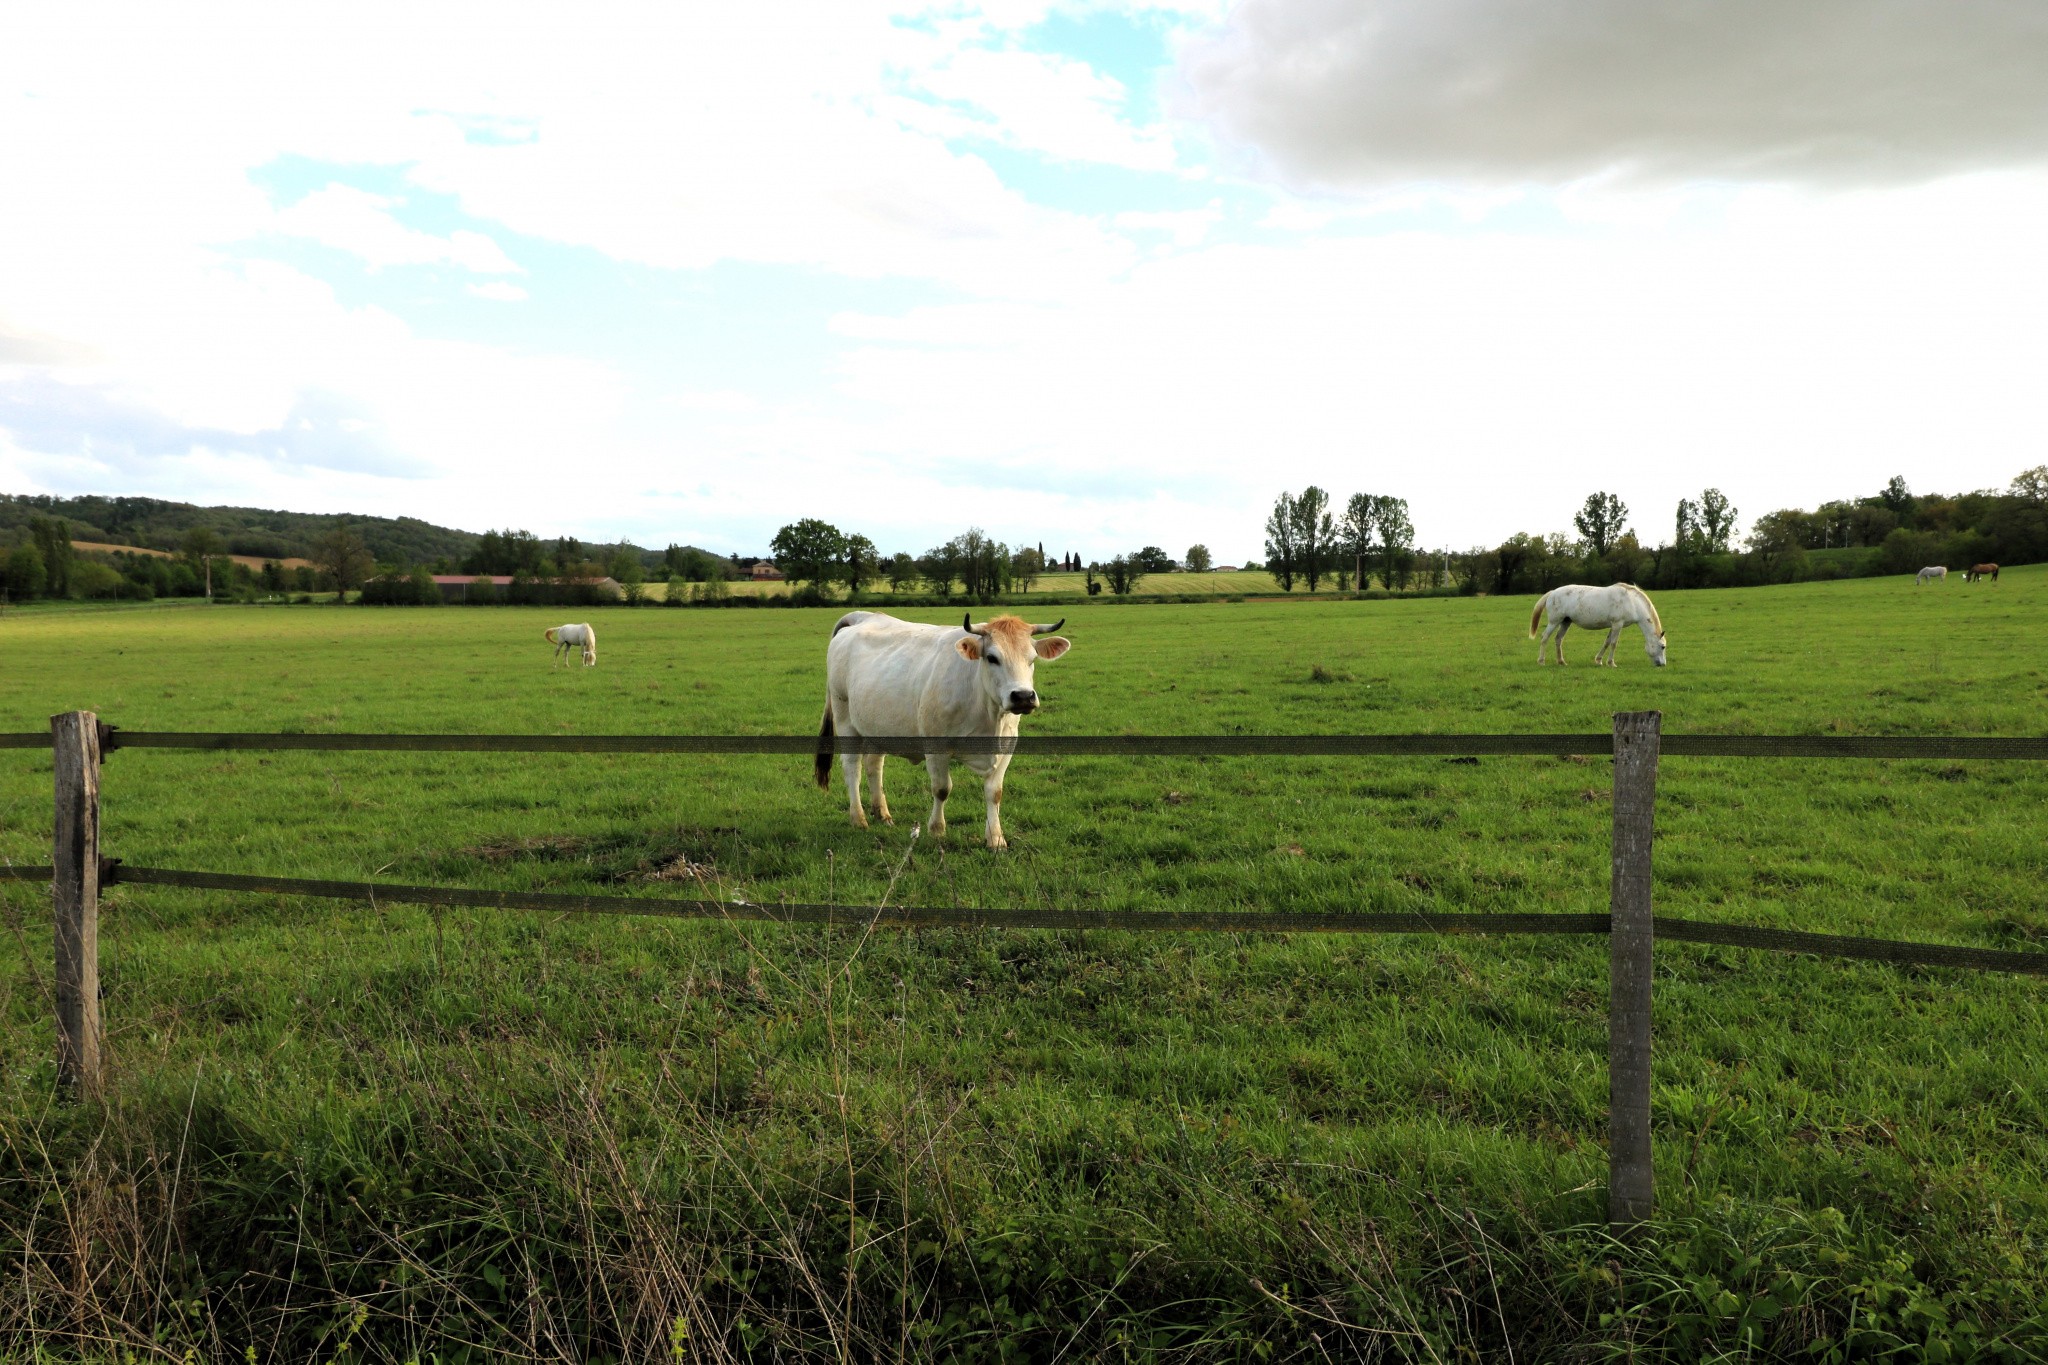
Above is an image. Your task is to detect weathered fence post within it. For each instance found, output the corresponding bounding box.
[52,710,103,1095]
[1608,709,1660,1231]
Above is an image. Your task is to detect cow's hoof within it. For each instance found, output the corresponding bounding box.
[986,836,1008,851]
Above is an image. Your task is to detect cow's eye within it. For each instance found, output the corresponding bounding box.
[986,652,1000,665]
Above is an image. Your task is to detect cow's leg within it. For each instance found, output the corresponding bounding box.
[981,758,1009,850]
[864,752,892,824]
[841,749,867,829]
[925,754,951,838]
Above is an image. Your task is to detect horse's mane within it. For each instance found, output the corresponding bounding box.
[1622,583,1662,636]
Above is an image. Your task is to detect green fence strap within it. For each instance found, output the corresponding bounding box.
[110,865,1605,936]
[105,865,2048,973]
[0,734,51,749]
[0,865,53,882]
[1655,917,2048,975]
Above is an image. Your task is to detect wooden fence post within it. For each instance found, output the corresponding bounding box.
[52,710,102,1095]
[1609,709,1660,1231]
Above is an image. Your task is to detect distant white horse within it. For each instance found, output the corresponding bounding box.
[545,623,597,666]
[1916,566,1948,585]
[1530,584,1667,667]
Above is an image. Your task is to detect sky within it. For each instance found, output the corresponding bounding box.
[2,0,2046,562]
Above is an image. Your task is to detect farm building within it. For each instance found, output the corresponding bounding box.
[431,574,514,603]
[430,575,624,603]
[750,561,785,581]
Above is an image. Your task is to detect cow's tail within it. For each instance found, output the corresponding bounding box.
[815,704,835,788]
[1528,594,1547,639]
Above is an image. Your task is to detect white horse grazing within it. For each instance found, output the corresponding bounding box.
[545,622,597,666]
[1530,584,1667,668]
[1915,566,1948,585]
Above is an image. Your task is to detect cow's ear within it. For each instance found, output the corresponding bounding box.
[1033,637,1071,662]
[956,636,982,661]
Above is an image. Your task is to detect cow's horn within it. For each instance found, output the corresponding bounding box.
[1032,619,1065,635]
[963,613,975,633]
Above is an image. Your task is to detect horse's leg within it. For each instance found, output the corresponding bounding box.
[863,752,892,824]
[1537,620,1551,664]
[1555,619,1570,666]
[925,754,951,838]
[1602,626,1622,666]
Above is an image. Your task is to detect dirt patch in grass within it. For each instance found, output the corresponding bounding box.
[462,834,592,862]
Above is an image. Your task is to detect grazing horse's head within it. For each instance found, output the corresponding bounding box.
[1646,631,1667,667]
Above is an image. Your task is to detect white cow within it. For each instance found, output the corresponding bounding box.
[545,622,597,666]
[816,611,1072,850]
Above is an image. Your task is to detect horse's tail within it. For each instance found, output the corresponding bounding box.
[1528,593,1547,638]
[544,627,558,644]
[814,704,835,788]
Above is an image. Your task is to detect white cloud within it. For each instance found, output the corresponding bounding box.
[275,185,522,274]
[1182,0,2048,190]
[912,45,1178,171]
[466,281,529,302]
[812,175,2048,553]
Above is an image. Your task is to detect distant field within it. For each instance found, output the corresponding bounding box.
[69,539,317,572]
[2,569,2045,1359]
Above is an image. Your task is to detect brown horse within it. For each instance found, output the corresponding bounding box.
[1965,563,2000,583]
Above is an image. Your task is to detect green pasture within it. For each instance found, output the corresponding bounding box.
[1,570,2045,1360]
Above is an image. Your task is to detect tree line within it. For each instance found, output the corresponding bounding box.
[763,521,1202,603]
[1456,470,2048,597]
[1259,488,1417,591]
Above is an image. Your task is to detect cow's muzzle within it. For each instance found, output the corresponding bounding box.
[1008,689,1037,714]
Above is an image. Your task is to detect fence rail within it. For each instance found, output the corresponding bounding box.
[10,710,2048,1234]
[5,730,2048,758]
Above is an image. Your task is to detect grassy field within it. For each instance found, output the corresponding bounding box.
[1,571,2045,1360]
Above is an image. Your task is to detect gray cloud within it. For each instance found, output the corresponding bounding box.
[1182,0,2048,189]
[0,377,424,480]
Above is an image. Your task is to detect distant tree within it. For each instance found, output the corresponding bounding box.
[1102,554,1144,595]
[1184,544,1212,574]
[311,525,374,603]
[1289,486,1334,591]
[884,552,920,593]
[919,543,963,597]
[2010,466,2048,506]
[1010,545,1045,592]
[606,548,644,585]
[769,518,848,593]
[1697,488,1737,552]
[183,526,226,598]
[4,543,44,601]
[1574,492,1628,556]
[1878,475,1914,518]
[843,534,881,595]
[954,529,1010,603]
[26,517,72,597]
[1341,493,1377,586]
[1372,497,1414,590]
[1675,497,1701,552]
[1133,546,1175,573]
[1264,492,1299,591]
